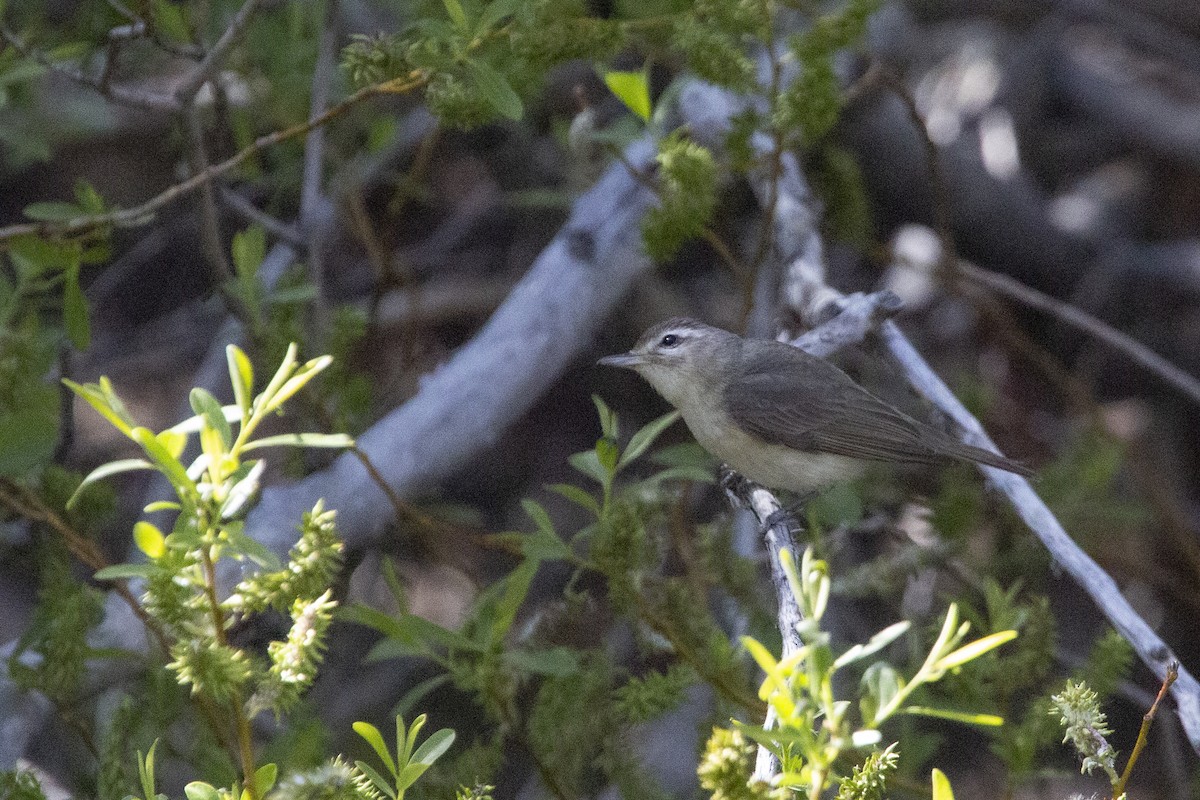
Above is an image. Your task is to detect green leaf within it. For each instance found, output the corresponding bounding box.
[23,201,82,222]
[184,782,220,800]
[568,450,607,485]
[353,721,397,776]
[466,61,523,120]
[150,0,191,41]
[94,562,155,581]
[521,499,554,535]
[263,356,333,412]
[833,621,911,669]
[190,387,232,449]
[595,437,619,475]
[130,426,193,494]
[546,483,600,517]
[227,345,254,415]
[354,761,397,799]
[617,410,680,469]
[63,378,134,437]
[931,768,955,800]
[491,559,537,641]
[133,521,166,559]
[591,395,618,438]
[903,706,1004,727]
[602,69,652,122]
[505,647,581,677]
[231,226,266,278]
[521,528,572,562]
[442,0,468,29]
[395,762,430,794]
[936,630,1017,671]
[409,727,456,767]
[241,432,355,451]
[63,263,90,349]
[254,763,278,794]
[73,179,106,214]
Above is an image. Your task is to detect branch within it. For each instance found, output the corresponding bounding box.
[173,0,267,106]
[0,24,181,112]
[0,75,423,244]
[955,260,1200,409]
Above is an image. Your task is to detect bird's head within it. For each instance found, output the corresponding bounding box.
[598,317,737,406]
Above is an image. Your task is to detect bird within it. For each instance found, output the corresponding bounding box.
[598,317,1031,493]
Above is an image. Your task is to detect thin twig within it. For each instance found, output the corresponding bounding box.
[219,187,304,246]
[174,0,267,106]
[0,24,181,112]
[183,106,234,283]
[0,74,425,245]
[1114,661,1178,798]
[955,261,1200,409]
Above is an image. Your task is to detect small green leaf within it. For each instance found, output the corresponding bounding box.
[931,768,955,800]
[521,499,554,535]
[254,763,278,794]
[595,437,619,474]
[231,226,266,278]
[546,483,600,517]
[936,629,1018,670]
[131,426,194,494]
[263,356,333,413]
[133,521,166,559]
[442,0,468,29]
[618,409,680,469]
[568,450,607,485]
[904,706,1004,727]
[190,387,232,449]
[505,647,581,677]
[354,761,397,799]
[491,559,537,641]
[602,69,652,122]
[184,782,220,800]
[410,727,456,767]
[395,762,430,794]
[63,263,90,349]
[23,201,82,222]
[591,395,618,438]
[95,562,155,581]
[466,61,523,120]
[63,378,134,437]
[353,721,397,776]
[833,621,911,669]
[241,432,355,451]
[227,345,254,415]
[150,0,191,41]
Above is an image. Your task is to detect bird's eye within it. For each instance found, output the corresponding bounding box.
[659,334,679,348]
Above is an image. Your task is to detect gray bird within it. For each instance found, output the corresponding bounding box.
[598,317,1030,493]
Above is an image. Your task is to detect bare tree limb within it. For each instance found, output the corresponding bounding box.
[955,260,1200,409]
[0,24,181,112]
[173,0,267,106]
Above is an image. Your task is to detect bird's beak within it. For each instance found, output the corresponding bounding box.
[597,351,645,369]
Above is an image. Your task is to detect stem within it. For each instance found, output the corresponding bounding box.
[1112,662,1177,798]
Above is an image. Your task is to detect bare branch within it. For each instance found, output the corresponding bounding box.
[0,24,181,112]
[0,76,423,244]
[955,260,1200,409]
[174,0,267,106]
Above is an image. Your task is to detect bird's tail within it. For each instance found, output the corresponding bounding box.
[948,439,1034,477]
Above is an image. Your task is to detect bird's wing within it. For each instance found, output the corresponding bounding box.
[723,349,950,465]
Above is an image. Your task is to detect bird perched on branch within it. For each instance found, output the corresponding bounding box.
[599,317,1031,493]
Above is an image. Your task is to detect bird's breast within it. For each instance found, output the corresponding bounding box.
[679,403,863,494]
